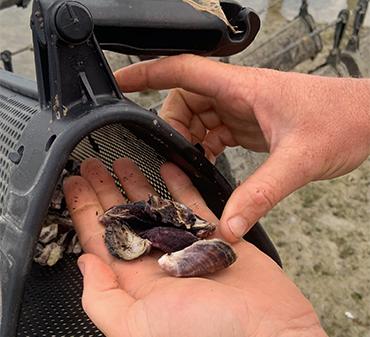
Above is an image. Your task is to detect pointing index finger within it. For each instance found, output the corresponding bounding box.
[114,54,231,98]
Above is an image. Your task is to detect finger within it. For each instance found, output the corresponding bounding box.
[207,240,285,288]
[160,89,217,144]
[161,87,222,135]
[113,157,158,201]
[114,54,232,98]
[80,158,126,210]
[66,167,165,295]
[93,158,167,295]
[160,90,220,162]
[220,149,311,242]
[202,125,238,159]
[78,254,137,337]
[160,162,219,226]
[63,176,113,263]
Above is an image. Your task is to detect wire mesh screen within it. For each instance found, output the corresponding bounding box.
[17,255,104,337]
[71,123,171,199]
[0,93,37,215]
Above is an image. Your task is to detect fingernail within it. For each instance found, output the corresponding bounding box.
[77,260,85,276]
[227,216,247,238]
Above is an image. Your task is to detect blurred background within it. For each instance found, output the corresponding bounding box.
[0,1,369,337]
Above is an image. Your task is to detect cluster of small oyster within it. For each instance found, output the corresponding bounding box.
[33,159,82,266]
[101,195,237,277]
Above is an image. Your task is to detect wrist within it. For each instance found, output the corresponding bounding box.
[337,77,370,159]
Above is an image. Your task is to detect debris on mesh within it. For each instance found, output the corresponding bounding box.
[182,0,240,33]
[33,159,82,267]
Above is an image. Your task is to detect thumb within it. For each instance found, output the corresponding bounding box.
[220,151,311,242]
[78,254,135,337]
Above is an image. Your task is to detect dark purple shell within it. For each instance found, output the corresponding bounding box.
[145,195,196,228]
[100,196,216,238]
[99,202,155,232]
[140,227,199,253]
[100,196,222,270]
[145,195,216,238]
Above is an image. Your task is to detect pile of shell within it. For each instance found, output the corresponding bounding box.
[101,195,237,277]
[33,159,82,266]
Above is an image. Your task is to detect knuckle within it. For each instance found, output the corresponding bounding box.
[70,202,101,216]
[173,61,188,85]
[242,67,274,110]
[177,53,196,63]
[247,183,276,211]
[187,200,203,213]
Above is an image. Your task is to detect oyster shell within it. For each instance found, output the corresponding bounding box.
[33,232,69,266]
[35,159,82,266]
[158,239,237,277]
[38,223,59,244]
[33,242,65,266]
[105,220,151,260]
[66,233,82,254]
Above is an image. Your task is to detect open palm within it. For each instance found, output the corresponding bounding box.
[63,157,326,337]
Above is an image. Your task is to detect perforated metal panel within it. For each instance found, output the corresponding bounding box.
[71,124,171,199]
[17,255,104,337]
[0,93,37,215]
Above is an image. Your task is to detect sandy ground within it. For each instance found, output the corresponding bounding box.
[225,148,370,337]
[0,1,369,337]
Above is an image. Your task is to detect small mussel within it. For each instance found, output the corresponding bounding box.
[147,195,217,238]
[101,196,237,277]
[100,196,216,238]
[140,227,199,254]
[158,239,237,277]
[100,201,154,232]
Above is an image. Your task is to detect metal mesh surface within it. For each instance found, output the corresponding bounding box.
[71,123,171,199]
[0,93,37,215]
[17,255,104,337]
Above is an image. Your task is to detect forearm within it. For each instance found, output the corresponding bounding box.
[357,79,370,154]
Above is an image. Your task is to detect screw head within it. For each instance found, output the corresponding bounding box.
[55,2,93,44]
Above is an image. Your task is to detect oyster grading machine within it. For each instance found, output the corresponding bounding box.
[0,0,282,336]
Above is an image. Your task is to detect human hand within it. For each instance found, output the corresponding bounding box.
[114,55,370,242]
[63,157,327,337]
